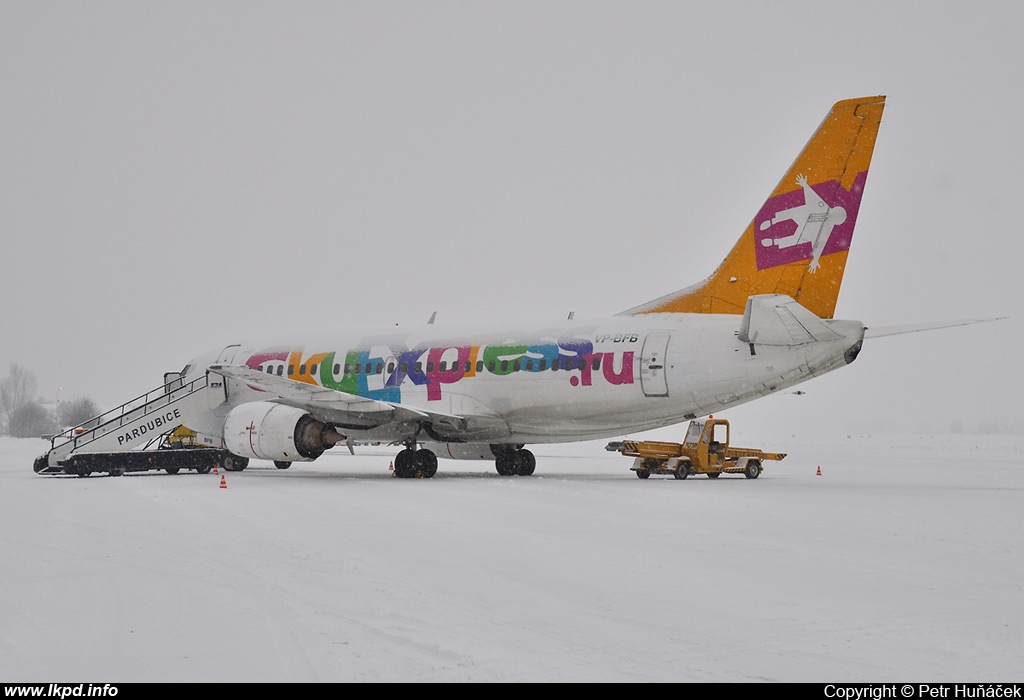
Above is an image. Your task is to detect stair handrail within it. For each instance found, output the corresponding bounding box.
[49,374,211,452]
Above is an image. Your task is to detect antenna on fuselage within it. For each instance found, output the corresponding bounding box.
[567,311,575,320]
[427,311,437,325]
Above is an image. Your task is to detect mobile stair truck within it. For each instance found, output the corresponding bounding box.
[33,371,236,477]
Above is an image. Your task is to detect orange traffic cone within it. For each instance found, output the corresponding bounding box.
[389,460,394,471]
[816,466,822,476]
[213,465,219,475]
[220,474,227,489]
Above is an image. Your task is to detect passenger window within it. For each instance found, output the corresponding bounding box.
[427,362,435,373]
[477,361,484,372]
[310,364,317,375]
[525,359,534,371]
[277,366,283,376]
[592,357,601,370]
[512,360,520,372]
[401,362,408,373]
[376,362,383,375]
[388,362,395,374]
[439,361,447,372]
[288,365,294,376]
[488,361,496,372]
[355,363,362,374]
[344,364,351,375]
[415,362,422,373]
[539,359,547,371]
[552,359,560,371]
[299,364,306,376]
[500,360,508,372]
[334,363,341,375]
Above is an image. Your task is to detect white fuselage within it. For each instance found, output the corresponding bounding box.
[181,312,863,450]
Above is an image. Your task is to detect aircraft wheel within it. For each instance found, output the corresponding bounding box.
[636,470,650,479]
[673,463,690,480]
[165,467,180,475]
[415,449,438,478]
[744,460,761,479]
[394,448,417,478]
[707,472,720,479]
[274,461,292,470]
[495,451,516,476]
[223,454,249,472]
[513,449,536,476]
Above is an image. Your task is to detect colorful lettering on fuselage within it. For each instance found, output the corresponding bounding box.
[244,332,637,402]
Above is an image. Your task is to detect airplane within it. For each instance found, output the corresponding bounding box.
[35,95,996,478]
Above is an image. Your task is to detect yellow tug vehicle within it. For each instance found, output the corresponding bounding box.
[610,418,786,480]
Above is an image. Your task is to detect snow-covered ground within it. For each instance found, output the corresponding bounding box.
[3,433,1022,682]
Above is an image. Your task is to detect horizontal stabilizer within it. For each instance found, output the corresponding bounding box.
[738,294,844,346]
[864,317,1006,339]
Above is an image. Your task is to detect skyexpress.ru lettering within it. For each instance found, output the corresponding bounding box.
[116,408,181,445]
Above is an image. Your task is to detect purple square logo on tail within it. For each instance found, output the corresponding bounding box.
[754,171,868,272]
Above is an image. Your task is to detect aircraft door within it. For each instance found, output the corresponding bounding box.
[213,344,241,402]
[640,332,671,397]
[216,344,242,365]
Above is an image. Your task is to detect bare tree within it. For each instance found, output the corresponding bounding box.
[8,401,57,438]
[57,396,100,428]
[0,364,39,435]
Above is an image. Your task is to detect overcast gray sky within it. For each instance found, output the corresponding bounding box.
[2,2,1020,435]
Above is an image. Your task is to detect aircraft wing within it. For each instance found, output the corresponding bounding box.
[208,364,476,436]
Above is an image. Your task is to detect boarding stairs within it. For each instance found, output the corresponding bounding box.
[34,373,227,476]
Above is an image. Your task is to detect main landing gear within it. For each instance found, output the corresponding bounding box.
[393,447,438,479]
[494,448,536,476]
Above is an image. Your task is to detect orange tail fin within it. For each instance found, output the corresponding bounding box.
[625,96,885,319]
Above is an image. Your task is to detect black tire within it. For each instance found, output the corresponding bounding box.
[707,472,720,479]
[673,462,690,480]
[223,454,249,472]
[165,467,180,475]
[415,449,438,478]
[394,448,417,478]
[495,451,516,476]
[744,460,761,479]
[109,468,125,477]
[274,461,292,470]
[636,469,650,479]
[513,449,536,476]
[195,463,212,475]
[33,455,49,474]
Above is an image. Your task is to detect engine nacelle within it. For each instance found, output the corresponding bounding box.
[223,402,343,462]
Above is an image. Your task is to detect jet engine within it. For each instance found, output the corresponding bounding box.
[223,402,344,462]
